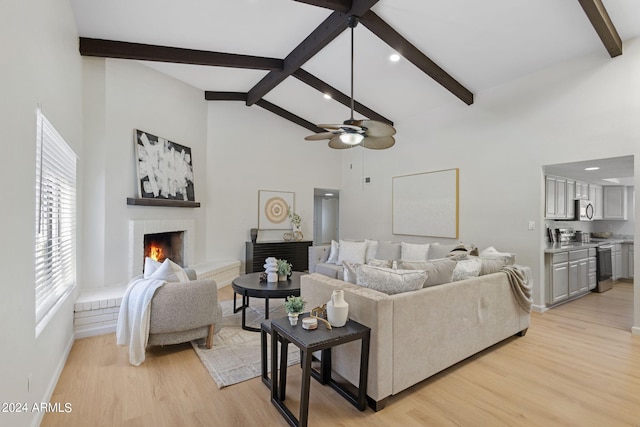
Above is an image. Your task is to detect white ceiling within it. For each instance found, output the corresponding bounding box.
[544,155,634,186]
[70,0,640,141]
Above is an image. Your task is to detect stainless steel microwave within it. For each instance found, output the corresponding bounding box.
[575,199,594,221]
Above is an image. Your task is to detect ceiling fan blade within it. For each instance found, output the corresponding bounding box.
[319,123,363,132]
[318,124,344,130]
[328,137,356,149]
[362,136,395,150]
[353,120,397,137]
[305,132,336,141]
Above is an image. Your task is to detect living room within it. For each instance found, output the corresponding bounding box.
[2,1,640,426]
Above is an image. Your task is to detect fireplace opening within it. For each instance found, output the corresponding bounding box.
[143,231,185,268]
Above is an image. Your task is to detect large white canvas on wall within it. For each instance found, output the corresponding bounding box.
[392,168,459,238]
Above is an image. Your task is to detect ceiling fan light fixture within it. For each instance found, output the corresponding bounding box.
[339,133,364,145]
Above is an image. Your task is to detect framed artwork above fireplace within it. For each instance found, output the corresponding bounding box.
[134,129,195,202]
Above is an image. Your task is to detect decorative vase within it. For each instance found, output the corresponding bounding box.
[278,274,288,281]
[250,228,258,243]
[288,312,299,326]
[264,257,278,282]
[327,290,349,327]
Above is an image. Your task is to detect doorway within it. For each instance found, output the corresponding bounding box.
[313,188,339,245]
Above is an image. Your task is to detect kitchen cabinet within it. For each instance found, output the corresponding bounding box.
[589,184,603,220]
[622,243,634,279]
[575,181,589,200]
[545,176,567,219]
[566,180,575,219]
[603,186,627,220]
[546,248,595,306]
[629,245,634,279]
[547,252,569,304]
[611,243,622,282]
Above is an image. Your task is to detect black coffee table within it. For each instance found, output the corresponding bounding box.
[231,271,304,332]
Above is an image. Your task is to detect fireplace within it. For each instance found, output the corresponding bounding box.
[143,231,184,267]
[129,219,195,278]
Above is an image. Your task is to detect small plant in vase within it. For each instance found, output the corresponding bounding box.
[283,295,306,326]
[288,206,302,232]
[276,259,292,281]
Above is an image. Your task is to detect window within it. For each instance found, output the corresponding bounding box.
[34,107,77,336]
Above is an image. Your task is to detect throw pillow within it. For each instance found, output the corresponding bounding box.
[480,257,507,275]
[343,261,358,284]
[401,242,431,261]
[367,258,393,268]
[327,240,340,264]
[337,240,368,265]
[398,258,457,287]
[375,241,402,260]
[143,257,162,278]
[479,246,516,265]
[451,257,482,282]
[428,242,457,260]
[365,239,379,263]
[356,264,427,295]
[147,258,190,283]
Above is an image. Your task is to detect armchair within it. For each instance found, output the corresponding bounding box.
[147,269,222,349]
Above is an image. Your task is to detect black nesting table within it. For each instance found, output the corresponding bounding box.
[269,314,371,427]
[231,271,304,332]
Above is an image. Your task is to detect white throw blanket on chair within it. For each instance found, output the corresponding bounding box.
[116,275,166,366]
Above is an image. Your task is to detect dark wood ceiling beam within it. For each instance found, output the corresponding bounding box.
[246,0,379,106]
[577,0,622,58]
[360,11,474,105]
[293,0,351,12]
[204,92,248,101]
[79,38,283,70]
[255,99,326,133]
[292,68,393,125]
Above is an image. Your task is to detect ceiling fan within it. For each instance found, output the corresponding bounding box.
[304,16,396,150]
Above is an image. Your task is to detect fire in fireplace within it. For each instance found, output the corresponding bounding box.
[143,231,185,267]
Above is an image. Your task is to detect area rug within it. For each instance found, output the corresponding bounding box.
[191,298,300,388]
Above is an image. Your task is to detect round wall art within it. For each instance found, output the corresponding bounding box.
[264,196,288,224]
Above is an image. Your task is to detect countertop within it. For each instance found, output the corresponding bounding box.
[544,239,634,253]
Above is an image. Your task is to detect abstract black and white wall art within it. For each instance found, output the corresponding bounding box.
[134,129,195,201]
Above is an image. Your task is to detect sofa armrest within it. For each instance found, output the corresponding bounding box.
[149,279,221,334]
[308,245,330,273]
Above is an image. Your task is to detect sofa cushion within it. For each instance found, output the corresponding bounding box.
[401,242,431,261]
[365,239,379,263]
[338,240,368,265]
[367,258,393,268]
[451,257,482,281]
[427,243,457,260]
[343,261,358,284]
[356,265,427,295]
[398,258,457,287]
[316,262,344,279]
[375,241,402,260]
[480,257,507,275]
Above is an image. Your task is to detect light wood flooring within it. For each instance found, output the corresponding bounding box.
[42,283,640,427]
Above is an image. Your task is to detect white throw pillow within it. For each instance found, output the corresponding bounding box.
[356,264,427,295]
[148,258,190,283]
[451,257,482,282]
[327,240,340,264]
[479,246,516,265]
[401,242,431,262]
[365,239,379,263]
[143,257,162,278]
[338,240,367,265]
[343,261,358,284]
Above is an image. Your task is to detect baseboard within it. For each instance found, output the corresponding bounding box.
[74,323,117,339]
[531,304,548,313]
[30,333,75,427]
[632,326,640,336]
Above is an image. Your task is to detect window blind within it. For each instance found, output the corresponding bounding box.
[35,108,77,335]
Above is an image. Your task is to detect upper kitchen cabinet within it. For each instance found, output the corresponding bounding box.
[575,181,589,200]
[545,176,567,219]
[589,184,603,220]
[603,186,627,220]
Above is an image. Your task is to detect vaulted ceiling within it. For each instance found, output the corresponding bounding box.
[71,0,640,136]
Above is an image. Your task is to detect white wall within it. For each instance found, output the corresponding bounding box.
[205,102,342,271]
[82,58,208,288]
[339,38,640,321]
[0,1,83,426]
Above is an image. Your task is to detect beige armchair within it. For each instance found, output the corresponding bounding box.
[147,269,222,349]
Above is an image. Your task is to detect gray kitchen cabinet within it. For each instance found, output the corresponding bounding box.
[629,245,634,279]
[545,176,567,219]
[547,252,569,305]
[588,250,597,290]
[589,184,603,220]
[603,186,627,220]
[546,248,594,306]
[612,243,623,282]
[566,180,575,219]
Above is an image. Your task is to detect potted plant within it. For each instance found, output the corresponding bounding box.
[276,259,292,281]
[288,206,302,231]
[283,295,306,326]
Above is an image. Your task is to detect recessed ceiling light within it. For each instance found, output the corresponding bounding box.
[324,193,334,196]
[389,53,400,62]
[323,94,332,100]
[585,167,600,171]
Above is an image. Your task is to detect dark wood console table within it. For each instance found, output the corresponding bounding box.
[245,241,312,273]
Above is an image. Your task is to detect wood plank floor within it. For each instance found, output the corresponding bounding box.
[42,283,640,427]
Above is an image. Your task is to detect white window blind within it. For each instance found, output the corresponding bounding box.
[34,107,77,336]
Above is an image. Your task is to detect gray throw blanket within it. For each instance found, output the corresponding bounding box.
[500,265,533,312]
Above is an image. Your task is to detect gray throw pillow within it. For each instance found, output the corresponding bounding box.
[398,258,457,287]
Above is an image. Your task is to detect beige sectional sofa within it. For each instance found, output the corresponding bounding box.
[301,242,531,410]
